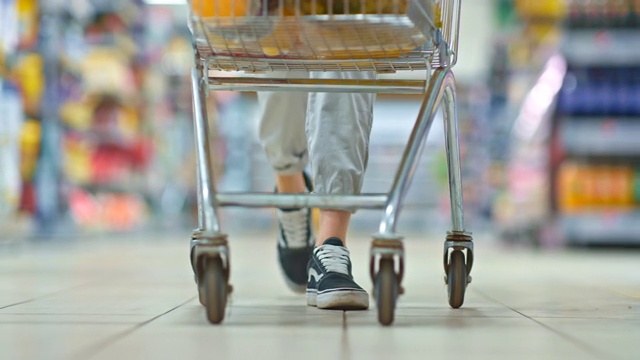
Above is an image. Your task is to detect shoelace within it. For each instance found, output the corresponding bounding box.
[279,208,311,248]
[316,245,350,275]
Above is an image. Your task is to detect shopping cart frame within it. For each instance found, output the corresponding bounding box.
[188,0,474,326]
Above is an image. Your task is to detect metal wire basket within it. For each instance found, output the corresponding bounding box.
[189,0,460,72]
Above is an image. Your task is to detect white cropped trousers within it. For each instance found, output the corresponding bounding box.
[257,71,376,201]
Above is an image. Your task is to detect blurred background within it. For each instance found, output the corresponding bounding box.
[2,0,640,248]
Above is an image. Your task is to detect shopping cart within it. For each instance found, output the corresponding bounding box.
[187,0,474,326]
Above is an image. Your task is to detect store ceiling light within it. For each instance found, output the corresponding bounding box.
[143,0,186,5]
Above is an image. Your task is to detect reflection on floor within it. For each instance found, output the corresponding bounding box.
[0,230,638,360]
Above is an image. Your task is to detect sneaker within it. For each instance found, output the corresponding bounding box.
[276,173,315,293]
[306,238,369,310]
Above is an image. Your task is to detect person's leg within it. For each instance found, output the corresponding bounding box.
[257,73,311,195]
[317,210,350,245]
[305,70,376,310]
[257,71,309,183]
[257,72,314,293]
[275,174,307,194]
[307,70,375,245]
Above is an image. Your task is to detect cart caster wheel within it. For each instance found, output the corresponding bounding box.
[447,250,467,309]
[203,257,227,324]
[198,282,206,306]
[375,258,398,326]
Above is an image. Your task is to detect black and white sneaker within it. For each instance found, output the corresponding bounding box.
[277,174,315,293]
[307,238,369,310]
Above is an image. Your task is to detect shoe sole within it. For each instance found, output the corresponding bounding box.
[307,289,369,310]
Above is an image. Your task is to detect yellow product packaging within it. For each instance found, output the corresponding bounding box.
[13,53,44,113]
[611,166,634,208]
[19,119,40,180]
[81,49,136,99]
[60,101,94,131]
[63,137,93,185]
[515,0,567,20]
[557,163,582,213]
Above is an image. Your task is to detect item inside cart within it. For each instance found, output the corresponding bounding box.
[188,0,454,71]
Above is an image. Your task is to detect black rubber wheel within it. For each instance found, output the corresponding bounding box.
[375,258,398,326]
[198,282,206,306]
[204,257,227,324]
[447,250,467,309]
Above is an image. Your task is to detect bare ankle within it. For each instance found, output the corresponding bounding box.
[318,210,351,246]
[276,173,307,193]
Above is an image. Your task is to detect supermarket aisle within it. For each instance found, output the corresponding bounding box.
[0,231,638,360]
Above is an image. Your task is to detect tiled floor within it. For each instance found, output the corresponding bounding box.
[0,230,638,360]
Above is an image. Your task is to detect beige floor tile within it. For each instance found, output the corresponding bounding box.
[530,318,640,360]
[0,284,195,316]
[0,323,133,360]
[0,231,638,360]
[88,303,594,360]
[0,313,148,324]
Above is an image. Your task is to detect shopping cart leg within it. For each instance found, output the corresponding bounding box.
[440,68,474,309]
[371,68,453,325]
[189,62,230,324]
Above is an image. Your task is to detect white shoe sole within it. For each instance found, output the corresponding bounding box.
[307,289,369,310]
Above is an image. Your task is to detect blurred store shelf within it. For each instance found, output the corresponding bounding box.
[562,30,640,66]
[560,211,640,246]
[560,117,640,157]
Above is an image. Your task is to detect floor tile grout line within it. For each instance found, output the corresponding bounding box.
[0,282,96,310]
[509,309,619,360]
[71,296,196,360]
[0,299,35,310]
[0,321,146,325]
[2,313,157,316]
[474,289,620,360]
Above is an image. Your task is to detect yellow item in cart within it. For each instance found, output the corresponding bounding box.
[294,0,408,15]
[191,0,252,17]
[194,0,434,62]
[258,6,298,56]
[192,0,413,17]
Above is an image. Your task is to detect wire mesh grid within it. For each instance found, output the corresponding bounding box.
[189,0,460,72]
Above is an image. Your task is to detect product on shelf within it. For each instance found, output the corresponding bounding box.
[15,0,39,48]
[565,0,640,28]
[0,80,24,217]
[558,66,640,116]
[515,0,567,19]
[68,188,148,231]
[557,162,636,212]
